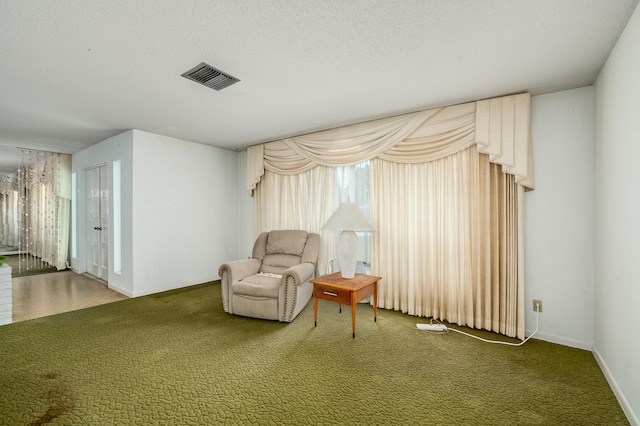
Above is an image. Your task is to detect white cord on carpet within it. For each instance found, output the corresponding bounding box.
[418,303,540,347]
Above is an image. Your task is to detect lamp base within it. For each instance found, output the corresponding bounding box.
[337,230,358,279]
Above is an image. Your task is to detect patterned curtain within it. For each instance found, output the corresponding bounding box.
[0,173,19,248]
[15,150,71,271]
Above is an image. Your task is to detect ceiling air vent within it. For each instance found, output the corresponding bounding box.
[181,62,240,91]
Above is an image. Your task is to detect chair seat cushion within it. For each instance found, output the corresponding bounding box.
[233,274,281,299]
[261,254,302,275]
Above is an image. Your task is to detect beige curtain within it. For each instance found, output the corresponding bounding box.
[249,93,532,338]
[254,165,335,276]
[371,147,523,338]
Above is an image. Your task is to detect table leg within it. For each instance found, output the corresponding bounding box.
[351,292,357,338]
[314,296,318,327]
[373,281,378,322]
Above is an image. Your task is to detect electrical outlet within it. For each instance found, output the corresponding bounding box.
[532,299,543,312]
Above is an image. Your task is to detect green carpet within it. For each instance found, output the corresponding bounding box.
[0,282,629,425]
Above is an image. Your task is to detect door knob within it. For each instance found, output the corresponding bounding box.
[94,226,102,230]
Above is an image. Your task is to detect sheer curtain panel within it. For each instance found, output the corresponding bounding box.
[17,150,71,271]
[0,173,19,247]
[254,165,335,276]
[371,148,523,338]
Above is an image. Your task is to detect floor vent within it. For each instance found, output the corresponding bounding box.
[181,62,240,91]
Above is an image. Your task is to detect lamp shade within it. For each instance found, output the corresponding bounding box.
[321,202,376,231]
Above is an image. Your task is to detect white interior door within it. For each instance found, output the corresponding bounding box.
[86,164,109,280]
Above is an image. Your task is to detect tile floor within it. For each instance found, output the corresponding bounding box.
[10,270,128,323]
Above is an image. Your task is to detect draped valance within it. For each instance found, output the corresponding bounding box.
[18,153,72,198]
[247,93,534,194]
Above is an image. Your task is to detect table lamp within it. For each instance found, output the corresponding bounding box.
[322,202,376,279]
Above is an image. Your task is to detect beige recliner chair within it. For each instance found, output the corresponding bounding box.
[218,230,320,322]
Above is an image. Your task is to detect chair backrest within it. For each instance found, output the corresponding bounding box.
[253,230,320,275]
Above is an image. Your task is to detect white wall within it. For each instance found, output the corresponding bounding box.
[131,130,238,296]
[593,4,640,424]
[236,150,255,259]
[73,129,240,297]
[526,87,595,350]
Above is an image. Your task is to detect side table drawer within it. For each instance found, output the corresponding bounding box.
[313,284,351,304]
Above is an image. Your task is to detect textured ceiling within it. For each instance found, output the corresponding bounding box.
[0,0,638,170]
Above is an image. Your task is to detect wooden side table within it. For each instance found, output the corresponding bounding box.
[311,272,381,338]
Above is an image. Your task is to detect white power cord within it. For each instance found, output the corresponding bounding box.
[417,302,540,347]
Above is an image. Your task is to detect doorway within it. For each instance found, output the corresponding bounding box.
[86,164,109,281]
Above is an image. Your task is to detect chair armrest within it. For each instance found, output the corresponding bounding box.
[218,259,261,282]
[282,262,316,286]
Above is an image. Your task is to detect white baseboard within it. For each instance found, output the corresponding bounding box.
[107,282,133,298]
[526,330,592,351]
[592,345,638,426]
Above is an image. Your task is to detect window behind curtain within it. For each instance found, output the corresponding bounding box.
[333,160,372,267]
